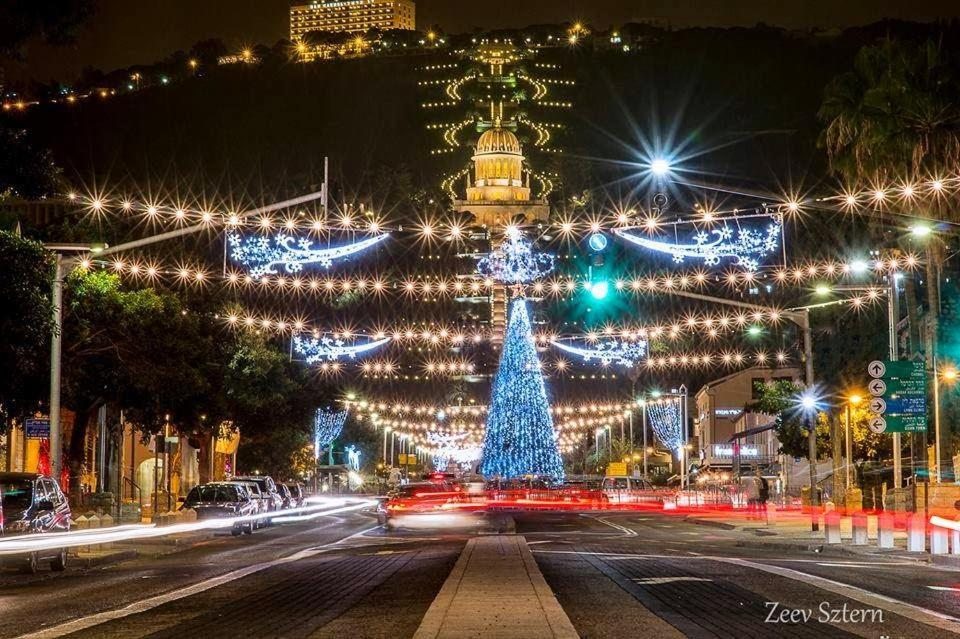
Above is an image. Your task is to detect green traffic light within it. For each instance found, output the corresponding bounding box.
[590,281,609,300]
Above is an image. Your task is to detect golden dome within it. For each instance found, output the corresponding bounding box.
[476,127,522,156]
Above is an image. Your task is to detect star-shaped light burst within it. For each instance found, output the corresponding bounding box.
[477,229,555,285]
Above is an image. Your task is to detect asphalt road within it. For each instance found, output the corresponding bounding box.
[3,508,960,638]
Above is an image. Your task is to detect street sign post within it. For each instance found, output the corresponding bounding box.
[24,418,50,439]
[867,360,926,433]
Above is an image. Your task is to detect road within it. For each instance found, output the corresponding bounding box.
[3,508,960,638]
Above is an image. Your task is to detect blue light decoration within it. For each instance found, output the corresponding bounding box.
[292,334,390,364]
[551,337,647,367]
[227,231,389,279]
[480,298,565,481]
[477,231,555,284]
[613,218,781,271]
[588,232,608,252]
[314,408,348,461]
[346,445,361,471]
[647,398,684,452]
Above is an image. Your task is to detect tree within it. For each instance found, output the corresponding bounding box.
[0,127,64,199]
[0,0,96,59]
[480,298,564,480]
[0,231,53,420]
[819,37,960,475]
[748,380,831,459]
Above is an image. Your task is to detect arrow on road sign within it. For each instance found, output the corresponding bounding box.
[868,417,887,433]
[869,398,886,414]
[868,379,887,396]
[869,360,886,378]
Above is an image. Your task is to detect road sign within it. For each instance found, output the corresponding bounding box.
[24,418,50,439]
[606,462,627,476]
[866,360,926,433]
[868,416,887,433]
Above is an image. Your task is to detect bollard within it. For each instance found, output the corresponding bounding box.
[824,510,842,544]
[907,514,926,552]
[931,524,949,555]
[852,512,868,546]
[878,512,895,549]
[765,502,777,525]
[951,527,960,555]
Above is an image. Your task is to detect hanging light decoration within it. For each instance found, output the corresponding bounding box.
[550,338,647,367]
[614,218,781,271]
[314,408,348,460]
[292,334,390,364]
[647,398,684,452]
[227,231,389,279]
[477,231,555,284]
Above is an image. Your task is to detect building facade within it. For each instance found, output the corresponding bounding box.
[290,1,416,41]
[694,366,802,469]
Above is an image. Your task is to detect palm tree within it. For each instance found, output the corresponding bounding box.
[818,37,960,478]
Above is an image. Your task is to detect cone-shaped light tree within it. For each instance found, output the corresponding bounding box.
[480,297,564,480]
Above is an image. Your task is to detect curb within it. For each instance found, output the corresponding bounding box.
[734,539,933,562]
[685,516,737,530]
[71,549,139,568]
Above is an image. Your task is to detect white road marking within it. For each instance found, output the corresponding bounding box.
[928,586,960,592]
[532,549,960,631]
[15,522,381,639]
[632,577,713,584]
[587,515,638,537]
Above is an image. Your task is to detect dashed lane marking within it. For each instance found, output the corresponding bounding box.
[632,577,713,585]
[15,522,381,639]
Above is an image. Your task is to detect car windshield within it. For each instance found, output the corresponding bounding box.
[0,480,33,510]
[187,485,238,503]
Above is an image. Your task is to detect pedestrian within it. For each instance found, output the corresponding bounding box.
[742,474,760,519]
[756,468,769,521]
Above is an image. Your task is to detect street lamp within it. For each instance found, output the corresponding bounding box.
[44,242,108,482]
[797,389,822,530]
[649,158,671,176]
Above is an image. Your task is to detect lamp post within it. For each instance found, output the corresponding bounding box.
[935,362,957,483]
[799,390,821,531]
[845,394,863,490]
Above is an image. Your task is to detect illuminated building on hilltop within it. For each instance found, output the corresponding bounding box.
[290,1,416,41]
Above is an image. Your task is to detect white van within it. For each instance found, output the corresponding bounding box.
[601,476,663,504]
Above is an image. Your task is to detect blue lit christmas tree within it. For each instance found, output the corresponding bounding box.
[480,298,564,481]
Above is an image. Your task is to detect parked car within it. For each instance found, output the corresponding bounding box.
[228,481,268,528]
[234,476,283,515]
[600,476,667,505]
[284,483,305,508]
[0,472,72,573]
[277,483,293,509]
[182,483,256,536]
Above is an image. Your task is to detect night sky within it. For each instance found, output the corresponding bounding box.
[9,0,960,82]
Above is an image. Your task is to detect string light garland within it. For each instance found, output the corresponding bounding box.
[480,299,565,480]
[227,231,389,279]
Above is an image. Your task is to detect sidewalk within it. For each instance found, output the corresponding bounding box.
[414,535,578,639]
[685,508,922,558]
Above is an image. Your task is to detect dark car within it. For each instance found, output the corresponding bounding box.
[183,483,257,536]
[284,483,305,508]
[277,483,293,509]
[0,472,72,573]
[234,476,283,514]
